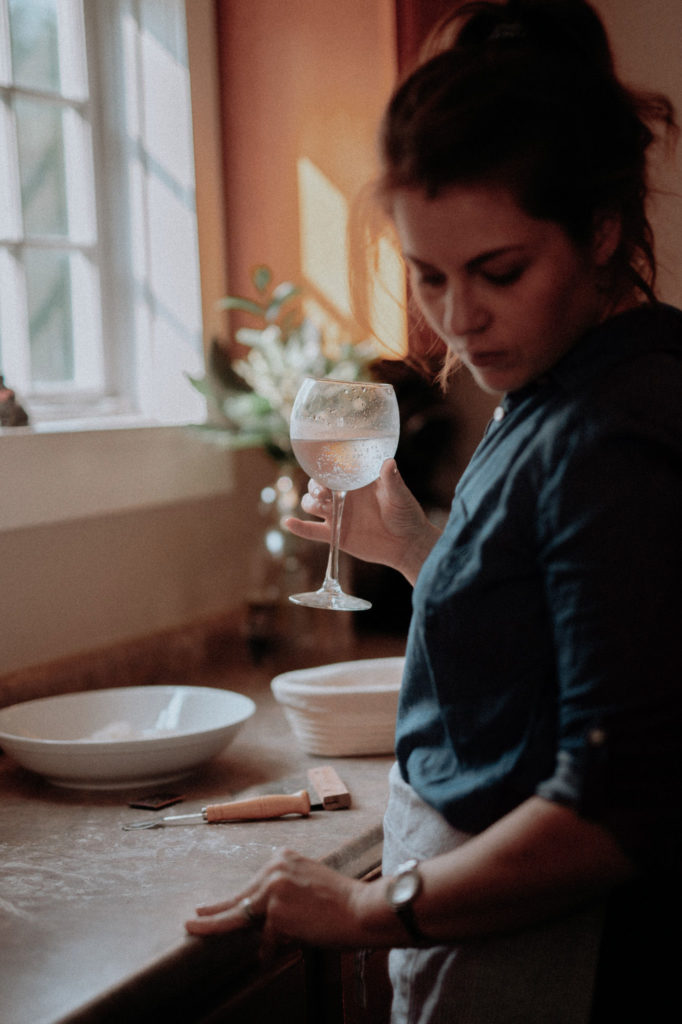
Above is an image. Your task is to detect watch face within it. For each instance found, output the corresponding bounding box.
[391,871,419,906]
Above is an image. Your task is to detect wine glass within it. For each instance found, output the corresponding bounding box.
[289,377,400,611]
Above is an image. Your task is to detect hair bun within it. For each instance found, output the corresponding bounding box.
[425,1,614,77]
[380,0,677,302]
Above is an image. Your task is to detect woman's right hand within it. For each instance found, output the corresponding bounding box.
[285,459,441,586]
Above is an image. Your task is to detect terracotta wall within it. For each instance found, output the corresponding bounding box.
[215,0,398,316]
[213,0,681,401]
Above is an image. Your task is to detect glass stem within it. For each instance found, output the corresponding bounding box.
[322,489,346,594]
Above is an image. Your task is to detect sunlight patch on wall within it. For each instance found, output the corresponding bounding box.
[371,232,408,358]
[297,156,407,358]
[298,156,352,319]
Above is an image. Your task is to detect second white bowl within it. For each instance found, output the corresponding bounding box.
[271,656,404,756]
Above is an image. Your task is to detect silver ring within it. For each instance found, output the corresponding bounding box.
[239,896,261,927]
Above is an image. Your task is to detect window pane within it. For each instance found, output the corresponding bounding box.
[9,0,61,93]
[15,95,68,236]
[25,248,74,383]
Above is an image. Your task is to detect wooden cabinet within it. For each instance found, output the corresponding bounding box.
[196,951,309,1023]
[196,947,391,1024]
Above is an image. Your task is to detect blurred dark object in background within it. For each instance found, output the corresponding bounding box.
[354,359,460,635]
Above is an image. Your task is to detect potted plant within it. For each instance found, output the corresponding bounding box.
[188,264,378,463]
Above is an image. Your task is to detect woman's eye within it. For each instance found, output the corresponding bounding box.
[482,266,524,286]
[416,270,446,288]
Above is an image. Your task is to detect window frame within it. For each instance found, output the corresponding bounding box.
[0,0,227,535]
[0,0,207,429]
[0,0,107,413]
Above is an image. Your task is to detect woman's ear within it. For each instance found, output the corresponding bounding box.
[592,212,622,267]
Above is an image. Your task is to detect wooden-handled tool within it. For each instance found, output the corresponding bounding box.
[203,789,311,822]
[122,789,311,829]
[122,768,352,830]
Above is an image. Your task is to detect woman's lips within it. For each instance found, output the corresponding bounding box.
[467,350,508,367]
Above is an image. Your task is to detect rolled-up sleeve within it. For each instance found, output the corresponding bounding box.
[535,385,682,873]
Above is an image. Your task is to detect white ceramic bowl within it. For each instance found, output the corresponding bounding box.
[0,685,256,789]
[271,656,404,757]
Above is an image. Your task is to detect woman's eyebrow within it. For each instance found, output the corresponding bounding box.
[403,253,439,271]
[467,245,527,270]
[404,245,527,272]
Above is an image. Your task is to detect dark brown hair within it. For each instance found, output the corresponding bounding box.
[378,0,677,304]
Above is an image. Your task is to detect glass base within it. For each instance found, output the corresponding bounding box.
[289,588,371,612]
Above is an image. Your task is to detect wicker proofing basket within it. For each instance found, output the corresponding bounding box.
[270,656,404,756]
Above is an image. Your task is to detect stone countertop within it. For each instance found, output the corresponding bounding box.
[0,647,402,1024]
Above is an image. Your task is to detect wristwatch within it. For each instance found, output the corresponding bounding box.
[386,858,427,945]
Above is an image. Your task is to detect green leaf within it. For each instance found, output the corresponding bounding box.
[216,296,266,317]
[222,391,273,421]
[185,372,213,397]
[252,265,272,293]
[264,441,294,463]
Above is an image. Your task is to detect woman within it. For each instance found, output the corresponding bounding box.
[186,2,681,1020]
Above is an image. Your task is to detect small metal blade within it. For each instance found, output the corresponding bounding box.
[122,811,204,830]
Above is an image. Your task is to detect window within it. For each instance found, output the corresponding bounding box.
[0,0,205,428]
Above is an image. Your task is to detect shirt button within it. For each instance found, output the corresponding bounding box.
[493,406,505,421]
[588,728,607,747]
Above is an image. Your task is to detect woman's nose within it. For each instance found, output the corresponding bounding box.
[442,283,489,337]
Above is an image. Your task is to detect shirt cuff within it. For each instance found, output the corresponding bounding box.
[536,728,608,816]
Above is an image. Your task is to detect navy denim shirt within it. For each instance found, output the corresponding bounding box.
[396,304,682,873]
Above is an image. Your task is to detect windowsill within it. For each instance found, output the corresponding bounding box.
[0,419,240,532]
[3,414,158,435]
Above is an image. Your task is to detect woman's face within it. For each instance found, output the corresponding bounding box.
[391,184,615,394]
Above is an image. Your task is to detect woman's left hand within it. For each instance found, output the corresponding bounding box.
[185,847,388,955]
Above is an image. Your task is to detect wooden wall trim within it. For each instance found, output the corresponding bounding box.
[394,0,455,72]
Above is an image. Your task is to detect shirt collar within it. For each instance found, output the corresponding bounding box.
[503,303,682,412]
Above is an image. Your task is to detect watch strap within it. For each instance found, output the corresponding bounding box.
[395,901,428,945]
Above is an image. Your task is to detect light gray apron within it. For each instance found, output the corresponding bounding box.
[382,762,605,1024]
